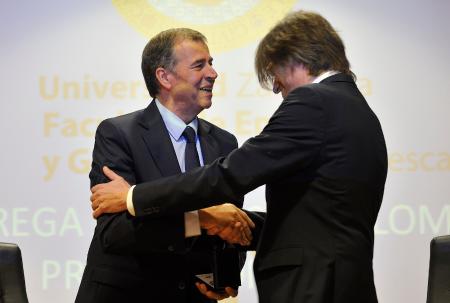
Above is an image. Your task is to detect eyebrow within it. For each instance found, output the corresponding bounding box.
[190,57,214,67]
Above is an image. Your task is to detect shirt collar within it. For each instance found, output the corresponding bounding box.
[312,70,340,83]
[155,99,198,141]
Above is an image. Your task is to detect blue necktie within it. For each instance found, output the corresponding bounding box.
[183,126,200,171]
[182,126,201,250]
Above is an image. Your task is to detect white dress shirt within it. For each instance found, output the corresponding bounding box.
[127,99,203,237]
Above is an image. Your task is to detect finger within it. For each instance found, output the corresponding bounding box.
[235,212,254,242]
[232,222,251,245]
[195,283,227,300]
[236,209,255,229]
[91,195,102,210]
[219,225,248,246]
[238,232,251,246]
[206,289,227,300]
[225,287,238,297]
[91,184,101,193]
[241,211,255,229]
[218,225,238,242]
[90,190,100,202]
[92,206,103,219]
[92,198,103,211]
[232,222,247,243]
[103,166,122,181]
[206,226,220,235]
[195,282,208,295]
[238,221,253,243]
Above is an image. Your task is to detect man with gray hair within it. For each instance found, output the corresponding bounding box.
[76,28,256,303]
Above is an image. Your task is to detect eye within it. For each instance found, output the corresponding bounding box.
[193,63,204,70]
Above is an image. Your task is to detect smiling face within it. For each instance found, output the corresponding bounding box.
[167,39,218,118]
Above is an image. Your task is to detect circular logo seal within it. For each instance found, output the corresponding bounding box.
[112,0,296,53]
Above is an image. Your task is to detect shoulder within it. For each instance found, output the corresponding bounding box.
[288,84,322,101]
[279,79,348,112]
[97,109,145,135]
[199,118,238,147]
[276,85,324,115]
[294,73,357,102]
[100,109,144,128]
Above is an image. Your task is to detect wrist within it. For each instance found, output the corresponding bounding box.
[198,206,215,229]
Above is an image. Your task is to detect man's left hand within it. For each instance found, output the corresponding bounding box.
[91,166,131,218]
[195,282,238,301]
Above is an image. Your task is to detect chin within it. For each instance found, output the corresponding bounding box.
[200,98,212,109]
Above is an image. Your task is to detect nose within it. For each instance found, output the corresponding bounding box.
[272,80,281,94]
[206,64,218,81]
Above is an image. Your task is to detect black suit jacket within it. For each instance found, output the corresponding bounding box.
[76,101,240,303]
[130,74,388,303]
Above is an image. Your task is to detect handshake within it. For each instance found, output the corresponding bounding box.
[198,203,255,246]
[90,166,255,246]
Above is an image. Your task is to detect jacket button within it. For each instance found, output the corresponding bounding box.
[168,245,175,252]
[178,281,185,290]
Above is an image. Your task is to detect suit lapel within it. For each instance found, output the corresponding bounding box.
[139,100,182,177]
[198,119,221,165]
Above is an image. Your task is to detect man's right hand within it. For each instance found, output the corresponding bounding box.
[198,203,255,246]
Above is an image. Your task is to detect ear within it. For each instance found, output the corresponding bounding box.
[155,67,173,91]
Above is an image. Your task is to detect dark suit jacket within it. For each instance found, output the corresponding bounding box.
[76,101,240,303]
[130,74,388,303]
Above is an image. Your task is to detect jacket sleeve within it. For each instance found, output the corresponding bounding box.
[90,119,186,255]
[133,87,325,217]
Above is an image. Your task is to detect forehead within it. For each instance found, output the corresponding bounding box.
[173,39,211,63]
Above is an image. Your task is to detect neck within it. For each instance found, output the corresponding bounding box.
[157,95,199,124]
